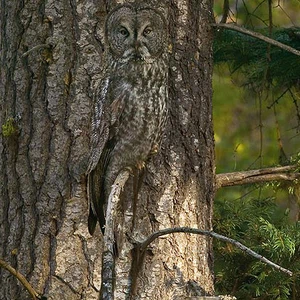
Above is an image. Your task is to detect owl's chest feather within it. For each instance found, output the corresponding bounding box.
[108,63,167,164]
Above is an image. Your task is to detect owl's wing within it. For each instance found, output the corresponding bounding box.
[86,77,111,235]
[87,77,110,174]
[87,76,127,235]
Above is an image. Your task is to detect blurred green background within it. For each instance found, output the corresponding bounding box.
[212,1,300,298]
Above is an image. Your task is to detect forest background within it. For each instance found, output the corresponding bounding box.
[213,0,300,299]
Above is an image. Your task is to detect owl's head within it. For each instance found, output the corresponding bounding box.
[105,4,167,63]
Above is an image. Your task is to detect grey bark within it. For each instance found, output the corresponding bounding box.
[0,0,215,299]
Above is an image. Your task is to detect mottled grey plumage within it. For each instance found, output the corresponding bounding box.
[86,4,168,235]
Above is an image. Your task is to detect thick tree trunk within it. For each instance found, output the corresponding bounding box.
[0,0,214,299]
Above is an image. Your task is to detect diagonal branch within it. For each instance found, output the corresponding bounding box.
[211,23,300,57]
[216,165,300,189]
[0,258,40,299]
[137,227,293,276]
[101,169,131,300]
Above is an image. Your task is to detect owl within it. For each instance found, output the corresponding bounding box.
[86,3,168,235]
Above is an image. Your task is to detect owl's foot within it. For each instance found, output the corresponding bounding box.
[136,161,145,170]
[150,143,159,155]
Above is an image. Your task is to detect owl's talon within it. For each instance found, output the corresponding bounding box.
[151,144,159,154]
[136,161,145,170]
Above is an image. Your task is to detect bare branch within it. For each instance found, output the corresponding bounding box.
[211,23,300,57]
[216,165,300,189]
[138,227,293,276]
[101,169,131,300]
[22,44,51,58]
[0,258,40,299]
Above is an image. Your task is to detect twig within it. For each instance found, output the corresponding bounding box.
[0,258,40,299]
[267,87,290,109]
[216,165,299,189]
[101,169,131,300]
[22,44,51,58]
[211,23,300,57]
[138,227,293,276]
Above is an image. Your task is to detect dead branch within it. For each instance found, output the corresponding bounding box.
[101,169,131,300]
[216,165,299,189]
[0,258,40,299]
[22,44,51,58]
[137,227,293,276]
[211,23,300,57]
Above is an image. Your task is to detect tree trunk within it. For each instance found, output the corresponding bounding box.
[0,0,215,299]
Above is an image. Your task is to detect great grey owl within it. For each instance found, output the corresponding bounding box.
[86,3,168,235]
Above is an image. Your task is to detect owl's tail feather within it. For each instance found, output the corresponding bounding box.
[87,161,107,235]
[88,206,105,235]
[88,206,98,235]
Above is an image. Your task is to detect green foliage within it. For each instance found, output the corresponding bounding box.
[212,3,300,299]
[214,196,300,299]
[213,27,300,91]
[1,118,18,137]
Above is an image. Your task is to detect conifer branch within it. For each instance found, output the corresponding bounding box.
[0,258,40,299]
[212,23,300,57]
[137,227,293,276]
[216,165,299,188]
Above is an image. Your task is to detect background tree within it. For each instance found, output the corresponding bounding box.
[213,0,300,298]
[0,0,215,299]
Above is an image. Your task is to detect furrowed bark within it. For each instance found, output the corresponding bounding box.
[0,1,215,299]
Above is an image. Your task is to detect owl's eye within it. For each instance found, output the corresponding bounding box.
[119,27,129,37]
[143,27,153,36]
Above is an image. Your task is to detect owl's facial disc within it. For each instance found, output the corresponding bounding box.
[122,23,161,63]
[105,6,166,63]
[116,25,153,63]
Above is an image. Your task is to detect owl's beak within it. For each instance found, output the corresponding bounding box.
[133,41,143,61]
[133,52,143,61]
[134,40,141,52]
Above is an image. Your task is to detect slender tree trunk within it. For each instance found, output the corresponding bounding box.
[0,0,215,299]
